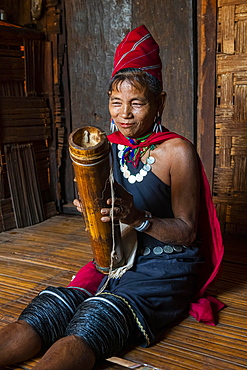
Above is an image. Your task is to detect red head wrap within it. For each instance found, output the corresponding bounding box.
[111,25,163,86]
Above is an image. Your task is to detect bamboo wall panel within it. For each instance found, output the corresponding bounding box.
[214,1,247,235]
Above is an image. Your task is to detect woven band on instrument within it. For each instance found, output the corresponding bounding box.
[69,154,108,167]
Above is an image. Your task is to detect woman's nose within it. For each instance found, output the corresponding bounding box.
[121,104,133,118]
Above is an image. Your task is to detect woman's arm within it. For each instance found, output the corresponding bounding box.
[101,139,200,246]
[143,139,200,245]
[75,139,200,246]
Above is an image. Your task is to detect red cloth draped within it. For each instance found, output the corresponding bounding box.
[111,25,163,85]
[107,130,225,325]
[67,261,104,295]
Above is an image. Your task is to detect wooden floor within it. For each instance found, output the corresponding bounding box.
[0,214,246,370]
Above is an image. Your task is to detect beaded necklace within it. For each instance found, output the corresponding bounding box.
[117,133,156,184]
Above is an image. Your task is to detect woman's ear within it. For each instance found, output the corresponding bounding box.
[158,91,167,115]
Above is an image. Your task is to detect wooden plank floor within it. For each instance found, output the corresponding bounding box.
[0,214,246,370]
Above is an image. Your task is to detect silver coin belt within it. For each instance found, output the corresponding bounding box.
[142,244,186,256]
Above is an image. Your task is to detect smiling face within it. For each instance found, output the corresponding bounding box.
[109,80,160,138]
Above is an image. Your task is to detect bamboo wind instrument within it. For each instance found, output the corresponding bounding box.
[68,126,124,273]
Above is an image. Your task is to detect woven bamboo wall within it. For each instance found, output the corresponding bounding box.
[214,0,247,235]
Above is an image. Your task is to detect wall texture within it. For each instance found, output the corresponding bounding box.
[132,0,195,140]
[213,0,247,235]
[65,0,132,134]
[65,0,195,138]
[64,0,195,201]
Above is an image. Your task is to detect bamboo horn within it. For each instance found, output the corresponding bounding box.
[68,126,124,273]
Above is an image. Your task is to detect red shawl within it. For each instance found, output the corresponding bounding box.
[108,130,225,325]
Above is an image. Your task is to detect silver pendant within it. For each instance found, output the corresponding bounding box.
[140,169,148,177]
[123,169,131,178]
[136,173,144,182]
[118,150,124,158]
[143,163,151,172]
[118,144,125,151]
[147,156,155,165]
[128,175,137,184]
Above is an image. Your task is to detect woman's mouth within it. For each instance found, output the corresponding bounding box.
[118,122,134,128]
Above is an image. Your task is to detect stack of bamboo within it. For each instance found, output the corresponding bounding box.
[0,96,54,228]
[0,199,15,232]
[214,0,247,235]
[0,21,57,232]
[0,148,16,231]
[24,39,45,96]
[4,143,44,228]
[0,43,25,96]
[0,96,51,143]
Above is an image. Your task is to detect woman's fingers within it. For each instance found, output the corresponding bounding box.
[74,197,126,221]
[100,204,126,222]
[73,199,80,207]
[73,199,83,213]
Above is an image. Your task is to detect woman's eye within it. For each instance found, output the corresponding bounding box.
[132,102,143,107]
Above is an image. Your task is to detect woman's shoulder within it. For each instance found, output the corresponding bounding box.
[158,136,196,158]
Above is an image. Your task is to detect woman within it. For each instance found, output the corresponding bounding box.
[0,25,223,370]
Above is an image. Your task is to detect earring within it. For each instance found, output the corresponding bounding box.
[110,118,118,133]
[153,113,162,133]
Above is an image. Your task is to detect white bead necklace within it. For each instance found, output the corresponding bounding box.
[117,144,156,184]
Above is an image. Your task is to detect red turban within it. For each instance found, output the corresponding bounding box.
[111,25,163,86]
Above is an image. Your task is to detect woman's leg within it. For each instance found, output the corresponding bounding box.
[0,320,42,367]
[0,286,88,367]
[32,335,96,370]
[32,294,136,370]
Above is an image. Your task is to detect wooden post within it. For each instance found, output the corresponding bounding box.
[197,0,217,190]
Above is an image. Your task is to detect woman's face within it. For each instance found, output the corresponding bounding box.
[109,80,159,138]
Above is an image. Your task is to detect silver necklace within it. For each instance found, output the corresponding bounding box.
[117,144,156,184]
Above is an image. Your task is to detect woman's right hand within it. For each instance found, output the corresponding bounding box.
[73,199,83,214]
